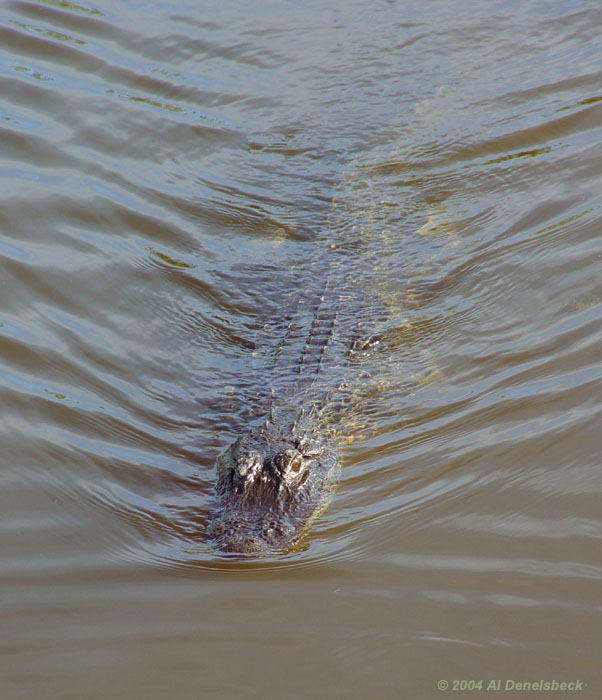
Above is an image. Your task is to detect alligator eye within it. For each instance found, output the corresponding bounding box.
[289,455,304,473]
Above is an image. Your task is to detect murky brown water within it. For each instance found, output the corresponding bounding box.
[2,0,601,697]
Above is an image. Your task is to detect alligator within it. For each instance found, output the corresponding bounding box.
[204,254,379,555]
[203,106,456,555]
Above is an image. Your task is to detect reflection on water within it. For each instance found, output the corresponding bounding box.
[1,0,601,697]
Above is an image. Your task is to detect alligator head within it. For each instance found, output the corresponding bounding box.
[206,407,339,554]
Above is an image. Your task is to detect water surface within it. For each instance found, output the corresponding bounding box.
[1,0,601,697]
